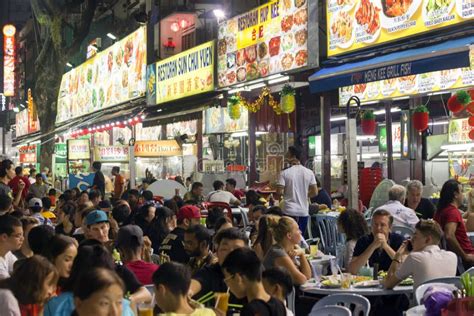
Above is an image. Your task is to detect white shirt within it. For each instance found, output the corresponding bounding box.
[277,165,317,217]
[396,245,457,288]
[376,200,419,229]
[206,190,239,205]
[0,252,17,280]
[0,289,20,316]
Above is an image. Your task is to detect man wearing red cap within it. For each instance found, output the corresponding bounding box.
[159,205,201,264]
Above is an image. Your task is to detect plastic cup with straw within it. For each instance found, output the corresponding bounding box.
[215,288,230,313]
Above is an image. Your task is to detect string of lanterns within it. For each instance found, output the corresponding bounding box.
[69,114,146,138]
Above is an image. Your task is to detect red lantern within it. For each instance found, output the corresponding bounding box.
[469,116,474,127]
[361,119,376,135]
[469,129,474,140]
[413,112,429,132]
[448,95,464,113]
[469,89,474,101]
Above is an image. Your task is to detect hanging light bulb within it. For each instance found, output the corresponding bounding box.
[170,22,180,32]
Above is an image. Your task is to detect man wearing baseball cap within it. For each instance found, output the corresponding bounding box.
[85,210,110,244]
[29,197,52,226]
[159,205,202,264]
[116,225,159,285]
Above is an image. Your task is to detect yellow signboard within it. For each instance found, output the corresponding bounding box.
[134,140,182,157]
[153,41,215,104]
[217,0,309,87]
[448,118,470,144]
[94,146,130,162]
[327,0,473,56]
[67,139,91,160]
[339,47,474,106]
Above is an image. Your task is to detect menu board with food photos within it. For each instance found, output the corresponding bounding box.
[217,0,309,87]
[327,0,473,56]
[56,26,146,123]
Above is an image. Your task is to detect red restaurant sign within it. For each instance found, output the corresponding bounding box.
[19,145,37,164]
[3,24,16,97]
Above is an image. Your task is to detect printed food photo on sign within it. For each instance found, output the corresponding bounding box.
[330,11,354,48]
[355,0,381,43]
[423,0,455,26]
[216,0,309,88]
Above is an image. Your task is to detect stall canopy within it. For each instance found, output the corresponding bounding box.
[309,36,474,94]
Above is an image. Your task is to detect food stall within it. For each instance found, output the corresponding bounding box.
[134,140,184,181]
[93,145,130,178]
[67,139,91,174]
[309,0,473,198]
[18,144,39,170]
[216,0,319,185]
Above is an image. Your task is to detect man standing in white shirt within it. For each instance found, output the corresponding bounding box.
[0,215,23,279]
[276,146,318,233]
[376,185,419,229]
[206,180,241,206]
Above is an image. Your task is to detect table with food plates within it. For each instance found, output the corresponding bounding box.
[300,276,414,297]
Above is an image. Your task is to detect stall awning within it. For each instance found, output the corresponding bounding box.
[309,36,474,94]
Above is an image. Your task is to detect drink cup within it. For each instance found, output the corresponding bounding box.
[341,273,352,289]
[137,302,154,316]
[215,292,230,313]
[310,245,318,256]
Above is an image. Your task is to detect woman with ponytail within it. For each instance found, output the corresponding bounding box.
[262,216,311,285]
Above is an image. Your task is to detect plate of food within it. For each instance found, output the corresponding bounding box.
[380,0,421,28]
[295,29,308,47]
[355,0,382,43]
[246,63,259,80]
[295,50,307,67]
[237,67,246,82]
[245,45,257,64]
[399,277,414,286]
[258,60,269,77]
[353,280,381,288]
[281,53,294,70]
[295,0,307,9]
[330,10,354,49]
[422,0,455,24]
[281,15,294,32]
[269,37,281,57]
[321,279,342,288]
[294,8,308,26]
[236,49,246,67]
[227,53,236,69]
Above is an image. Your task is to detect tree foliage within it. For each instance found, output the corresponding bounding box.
[30,0,98,170]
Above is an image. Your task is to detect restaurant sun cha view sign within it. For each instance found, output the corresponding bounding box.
[327,0,473,56]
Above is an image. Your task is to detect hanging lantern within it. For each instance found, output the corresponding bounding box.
[361,110,376,135]
[469,116,474,127]
[412,105,429,132]
[280,84,296,114]
[469,129,474,141]
[228,95,242,120]
[447,90,472,113]
[467,103,474,115]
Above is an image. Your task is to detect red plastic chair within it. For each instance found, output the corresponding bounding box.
[201,202,233,221]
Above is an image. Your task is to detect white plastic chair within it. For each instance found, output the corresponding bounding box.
[392,225,414,239]
[415,282,458,305]
[310,293,371,316]
[286,287,295,315]
[309,305,352,316]
[465,266,474,276]
[420,277,462,289]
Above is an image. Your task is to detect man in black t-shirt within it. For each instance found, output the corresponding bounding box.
[159,205,201,263]
[92,161,105,198]
[190,228,248,307]
[222,248,286,316]
[349,209,405,274]
[405,180,436,219]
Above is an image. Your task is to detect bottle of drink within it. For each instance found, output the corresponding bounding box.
[373,263,379,281]
[269,194,275,207]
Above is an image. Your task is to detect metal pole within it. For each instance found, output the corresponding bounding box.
[320,92,333,193]
[385,101,394,179]
[345,96,361,210]
[129,138,136,189]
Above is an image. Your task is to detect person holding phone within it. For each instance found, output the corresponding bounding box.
[384,219,457,289]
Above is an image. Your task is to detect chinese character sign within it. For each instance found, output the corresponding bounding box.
[94,146,130,162]
[67,139,91,160]
[3,24,16,97]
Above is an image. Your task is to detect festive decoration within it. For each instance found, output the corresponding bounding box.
[361,110,376,135]
[280,84,296,114]
[69,114,145,138]
[448,91,472,113]
[413,105,429,132]
[237,87,280,114]
[469,116,474,127]
[227,95,242,120]
[467,102,474,115]
[469,129,474,141]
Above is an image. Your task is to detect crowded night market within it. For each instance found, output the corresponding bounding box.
[0,0,473,315]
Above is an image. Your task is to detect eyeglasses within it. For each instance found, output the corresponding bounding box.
[223,274,235,284]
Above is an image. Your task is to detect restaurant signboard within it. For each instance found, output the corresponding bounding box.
[56,26,146,123]
[327,0,474,57]
[448,118,470,144]
[67,139,91,160]
[134,140,182,157]
[217,0,314,87]
[148,41,215,104]
[19,145,37,164]
[94,146,130,162]
[3,24,15,97]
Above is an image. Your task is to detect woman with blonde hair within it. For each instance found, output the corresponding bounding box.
[263,216,312,285]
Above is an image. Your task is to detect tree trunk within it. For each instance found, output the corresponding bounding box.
[34,48,63,172]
